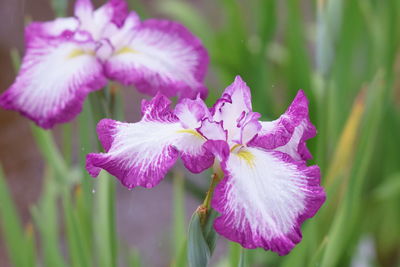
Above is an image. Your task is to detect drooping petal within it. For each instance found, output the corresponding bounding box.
[86,94,213,188]
[212,76,253,142]
[104,19,209,99]
[249,90,316,161]
[0,34,106,128]
[25,17,79,42]
[174,95,210,129]
[211,146,325,255]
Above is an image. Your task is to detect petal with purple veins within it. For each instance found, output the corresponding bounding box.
[0,34,106,128]
[174,95,210,129]
[211,146,325,255]
[212,76,253,141]
[249,90,316,161]
[104,19,209,99]
[86,94,214,188]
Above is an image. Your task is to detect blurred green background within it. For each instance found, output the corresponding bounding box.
[0,0,399,266]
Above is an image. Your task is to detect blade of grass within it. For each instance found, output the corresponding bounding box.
[94,172,117,267]
[30,125,74,184]
[172,170,186,261]
[320,72,387,267]
[63,187,92,267]
[228,242,241,266]
[0,166,34,267]
[31,168,67,267]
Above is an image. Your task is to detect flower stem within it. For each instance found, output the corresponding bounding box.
[199,172,221,226]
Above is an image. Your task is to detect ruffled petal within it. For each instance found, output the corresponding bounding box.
[75,0,129,40]
[248,90,316,161]
[104,0,129,27]
[211,146,325,255]
[0,34,106,128]
[212,76,253,142]
[104,19,208,99]
[174,95,210,129]
[86,94,213,188]
[233,112,262,145]
[25,17,79,42]
[74,0,94,22]
[197,119,227,141]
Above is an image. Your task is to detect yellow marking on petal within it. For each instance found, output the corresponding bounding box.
[176,129,205,140]
[116,47,139,55]
[230,144,241,152]
[67,49,95,59]
[236,149,255,168]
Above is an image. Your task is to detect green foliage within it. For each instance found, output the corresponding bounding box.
[1,0,399,266]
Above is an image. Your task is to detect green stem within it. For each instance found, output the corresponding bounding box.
[89,87,118,267]
[199,170,222,226]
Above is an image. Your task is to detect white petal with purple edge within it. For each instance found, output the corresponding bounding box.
[86,94,213,188]
[26,17,79,42]
[174,95,210,129]
[211,146,325,255]
[105,19,208,99]
[212,76,253,142]
[0,35,106,128]
[86,119,213,188]
[248,90,316,161]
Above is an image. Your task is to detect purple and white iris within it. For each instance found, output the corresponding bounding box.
[0,0,208,128]
[86,76,326,255]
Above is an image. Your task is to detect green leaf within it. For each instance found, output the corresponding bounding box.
[203,209,218,254]
[129,248,142,267]
[94,172,118,267]
[30,125,76,185]
[157,0,213,48]
[238,247,246,267]
[373,173,400,201]
[50,0,68,17]
[228,242,241,266]
[172,170,186,259]
[187,211,211,267]
[0,166,34,267]
[63,189,92,267]
[31,169,67,267]
[10,48,21,72]
[173,240,188,267]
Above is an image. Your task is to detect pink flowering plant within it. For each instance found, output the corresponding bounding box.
[0,0,208,128]
[4,0,384,265]
[87,76,325,256]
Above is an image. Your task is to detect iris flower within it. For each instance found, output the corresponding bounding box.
[86,76,325,255]
[0,0,208,128]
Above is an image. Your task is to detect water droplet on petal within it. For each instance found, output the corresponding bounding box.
[146,183,152,189]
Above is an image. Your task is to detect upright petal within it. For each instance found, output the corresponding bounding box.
[105,19,209,99]
[174,95,210,129]
[0,34,106,128]
[233,111,262,145]
[74,0,94,22]
[103,0,129,27]
[212,76,253,142]
[86,94,213,188]
[212,147,325,255]
[75,0,129,40]
[249,90,316,161]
